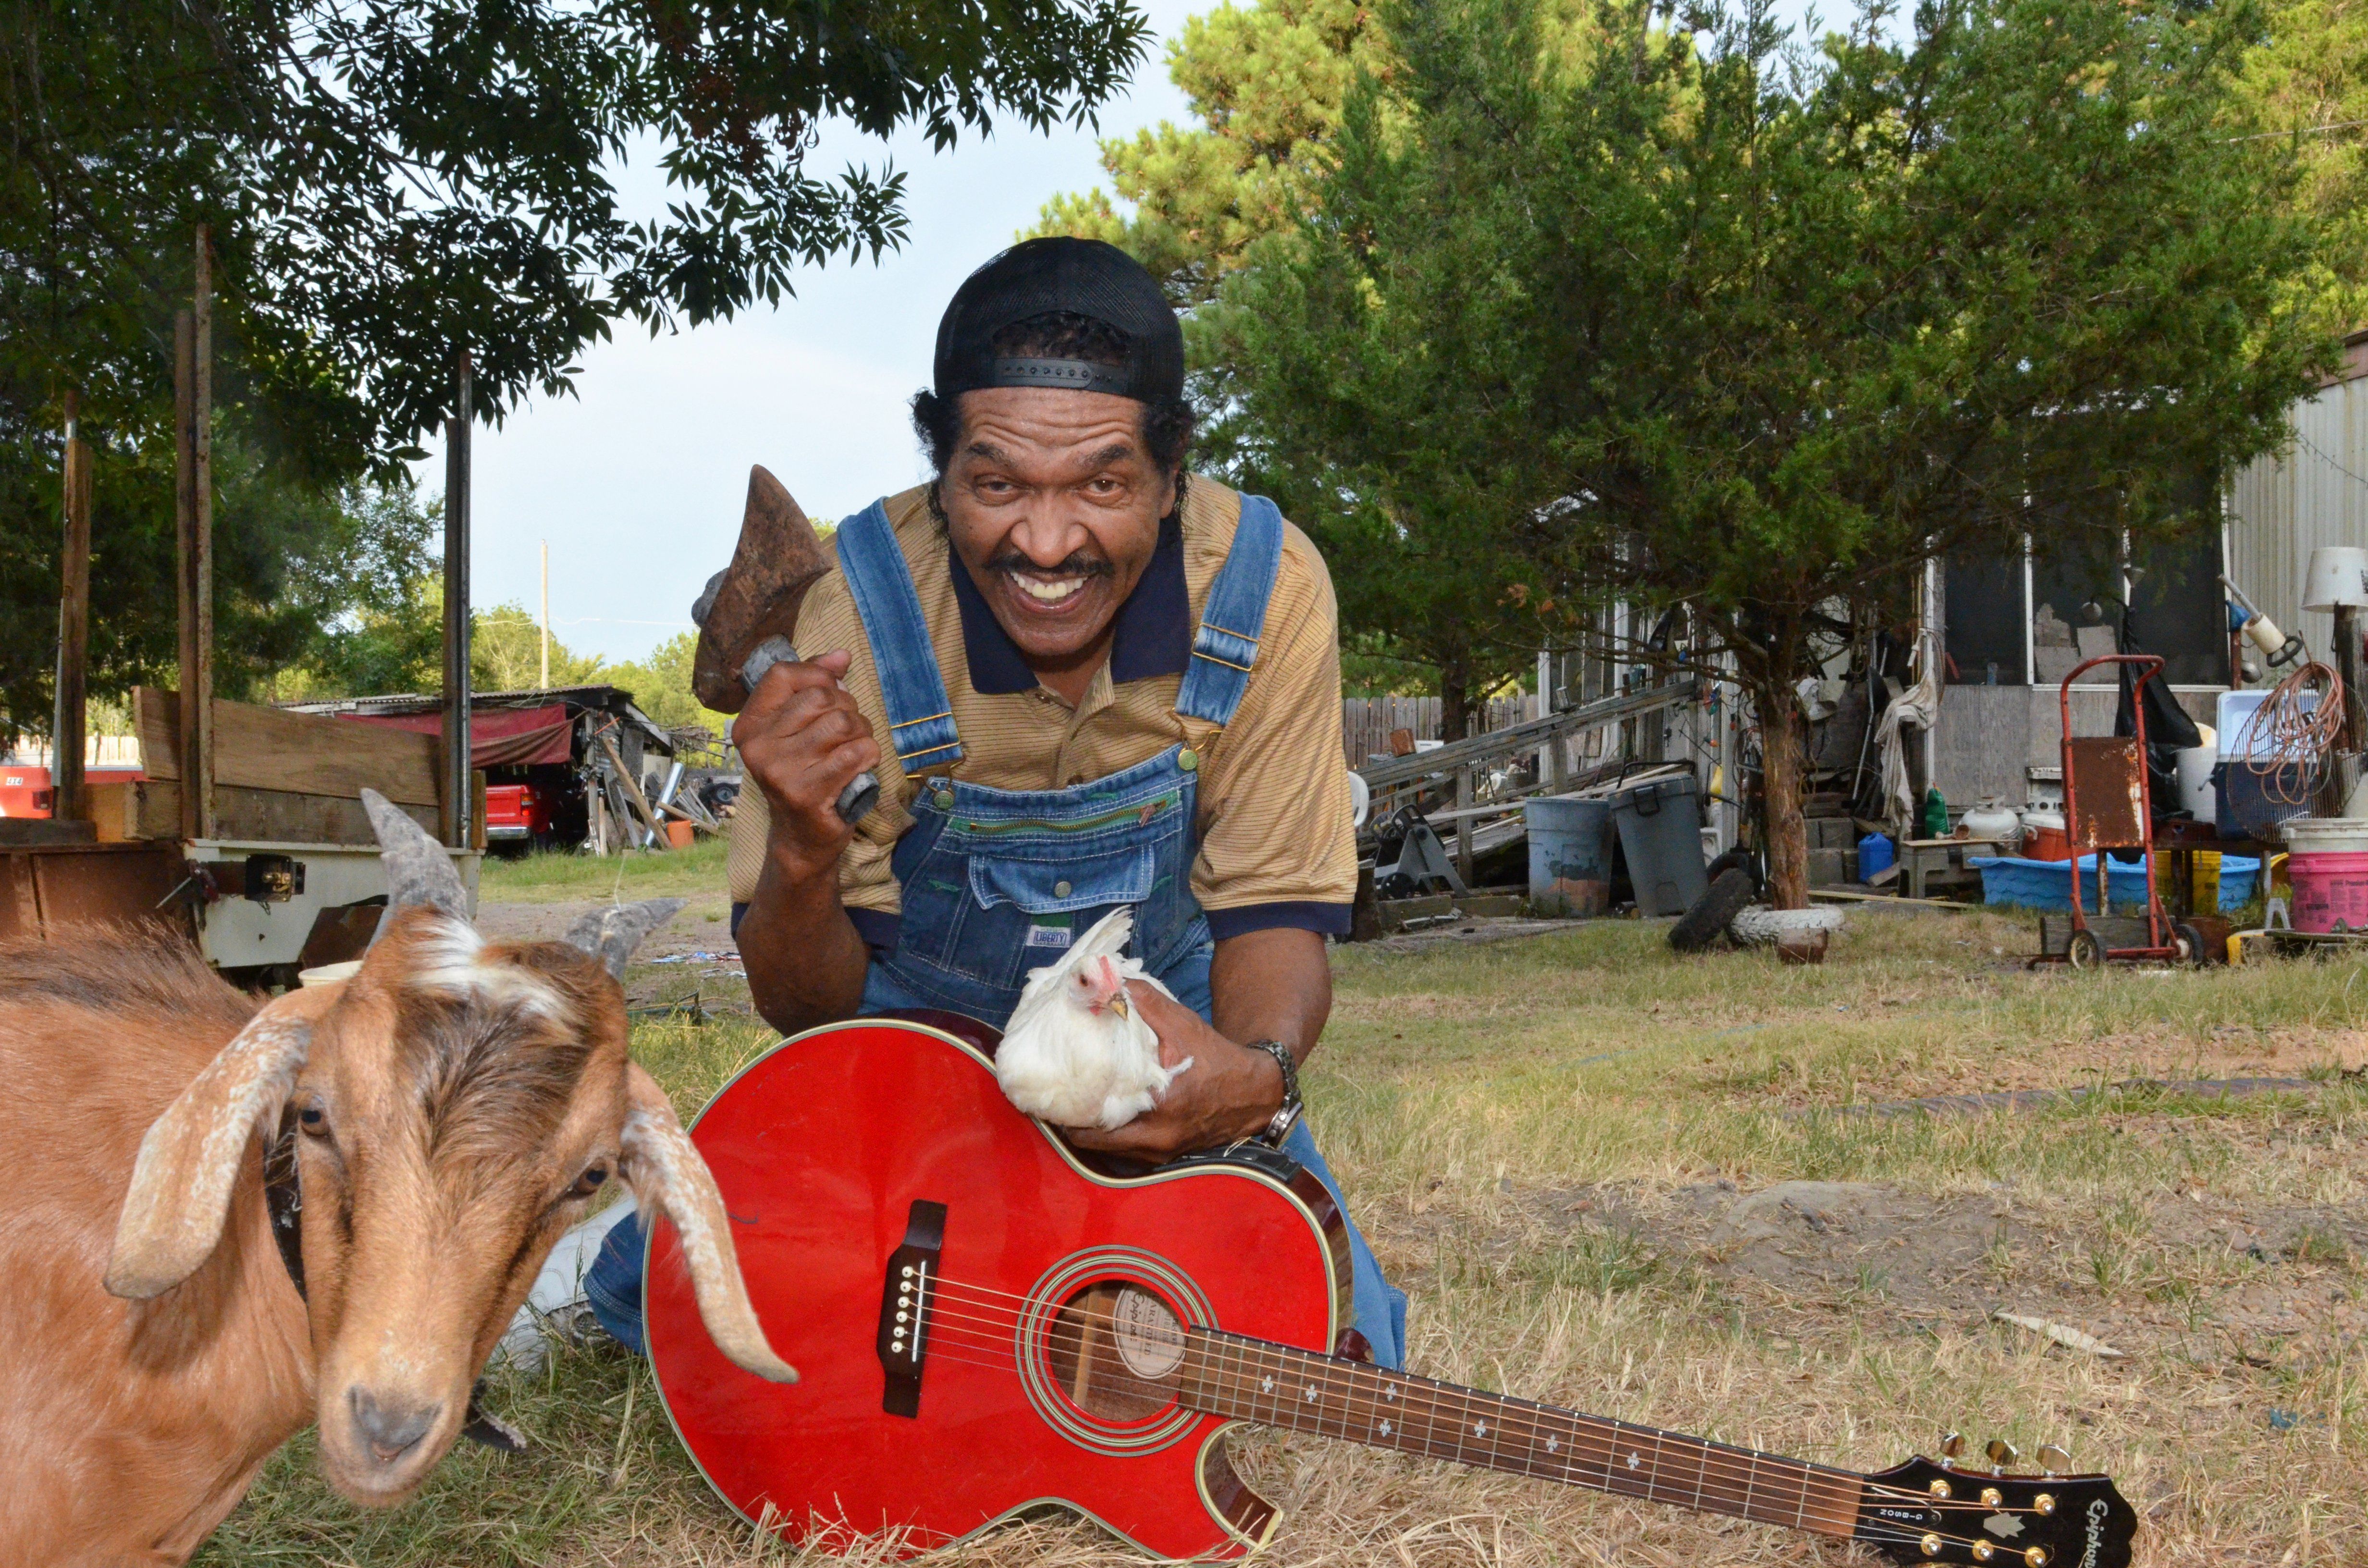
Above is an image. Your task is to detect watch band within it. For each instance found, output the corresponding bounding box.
[1244,1039,1302,1147]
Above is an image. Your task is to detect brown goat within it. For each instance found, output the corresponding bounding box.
[0,793,793,1565]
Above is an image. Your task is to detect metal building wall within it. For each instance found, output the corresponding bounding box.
[2226,367,2368,659]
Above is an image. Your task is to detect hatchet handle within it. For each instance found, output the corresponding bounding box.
[740,636,882,825]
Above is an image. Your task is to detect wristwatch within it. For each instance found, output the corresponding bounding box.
[1243,1039,1303,1148]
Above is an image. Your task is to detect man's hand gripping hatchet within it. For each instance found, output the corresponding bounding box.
[690,467,879,825]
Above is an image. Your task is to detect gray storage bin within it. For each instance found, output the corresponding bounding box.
[1611,773,1708,916]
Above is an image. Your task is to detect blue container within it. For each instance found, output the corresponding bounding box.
[2216,761,2313,841]
[1970,853,2258,913]
[1858,833,1895,880]
[1526,797,1615,916]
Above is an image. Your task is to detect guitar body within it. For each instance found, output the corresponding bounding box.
[645,1017,1353,1560]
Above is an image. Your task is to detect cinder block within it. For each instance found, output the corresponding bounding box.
[1808,816,1857,851]
[1808,847,1859,885]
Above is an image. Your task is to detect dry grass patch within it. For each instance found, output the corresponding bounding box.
[200,910,2362,1565]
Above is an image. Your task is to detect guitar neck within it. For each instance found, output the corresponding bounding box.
[1176,1329,1864,1539]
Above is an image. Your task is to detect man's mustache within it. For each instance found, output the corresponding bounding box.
[986,549,1115,579]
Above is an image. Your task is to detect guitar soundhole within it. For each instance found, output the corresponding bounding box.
[1046,1283,1184,1422]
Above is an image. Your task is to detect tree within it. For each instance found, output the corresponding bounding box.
[1223,0,2327,901]
[1030,0,1386,307]
[0,0,1153,735]
[605,631,735,734]
[2237,0,2368,332]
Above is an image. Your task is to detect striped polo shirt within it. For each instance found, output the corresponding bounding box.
[726,478,1357,944]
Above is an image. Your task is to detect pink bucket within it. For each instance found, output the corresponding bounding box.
[2288,849,2368,933]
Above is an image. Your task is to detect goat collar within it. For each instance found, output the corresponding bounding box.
[263,1112,306,1299]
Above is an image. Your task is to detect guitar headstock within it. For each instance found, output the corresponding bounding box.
[1858,1451,2136,1568]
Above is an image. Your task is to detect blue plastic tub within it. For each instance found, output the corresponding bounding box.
[1970,853,2258,913]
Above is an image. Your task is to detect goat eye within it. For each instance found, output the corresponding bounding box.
[297,1105,327,1134]
[569,1166,608,1197]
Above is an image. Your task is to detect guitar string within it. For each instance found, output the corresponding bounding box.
[897,1289,2016,1545]
[909,1278,2025,1524]
[868,1320,1979,1556]
[909,1282,2017,1529]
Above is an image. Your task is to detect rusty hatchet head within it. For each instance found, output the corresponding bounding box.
[691,466,837,714]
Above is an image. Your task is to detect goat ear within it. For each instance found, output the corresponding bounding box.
[361,788,469,939]
[618,1061,798,1384]
[561,898,687,979]
[105,987,331,1299]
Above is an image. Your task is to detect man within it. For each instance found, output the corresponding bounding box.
[589,237,1404,1367]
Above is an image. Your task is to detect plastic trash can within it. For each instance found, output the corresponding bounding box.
[1610,773,1708,917]
[1526,797,1615,915]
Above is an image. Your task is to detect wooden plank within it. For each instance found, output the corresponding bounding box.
[0,856,38,941]
[33,845,185,931]
[89,776,435,845]
[133,687,438,806]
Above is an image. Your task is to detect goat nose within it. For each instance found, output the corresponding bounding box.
[347,1386,440,1462]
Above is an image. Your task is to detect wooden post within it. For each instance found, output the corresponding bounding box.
[443,351,473,848]
[174,226,215,841]
[1454,763,1474,884]
[53,390,91,823]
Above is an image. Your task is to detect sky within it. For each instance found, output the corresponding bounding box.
[421,1,1204,664]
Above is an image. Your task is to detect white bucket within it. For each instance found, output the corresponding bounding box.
[2175,746,2217,819]
[2281,817,2368,853]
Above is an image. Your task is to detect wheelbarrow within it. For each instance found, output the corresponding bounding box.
[2042,654,2206,968]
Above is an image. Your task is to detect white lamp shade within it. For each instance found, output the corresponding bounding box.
[2303,545,2368,611]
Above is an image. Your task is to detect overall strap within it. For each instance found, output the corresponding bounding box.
[1176,493,1287,728]
[835,500,964,772]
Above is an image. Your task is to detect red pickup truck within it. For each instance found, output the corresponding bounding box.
[484,780,567,849]
[0,764,146,818]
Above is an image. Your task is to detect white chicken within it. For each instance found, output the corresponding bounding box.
[996,907,1193,1130]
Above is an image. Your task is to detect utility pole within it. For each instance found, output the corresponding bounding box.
[539,538,550,689]
[443,351,473,848]
[175,228,215,841]
[52,390,91,823]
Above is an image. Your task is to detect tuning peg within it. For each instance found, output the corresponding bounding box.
[1939,1431,1965,1461]
[1985,1437,2019,1473]
[2037,1443,2071,1475]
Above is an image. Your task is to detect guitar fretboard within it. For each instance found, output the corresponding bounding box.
[1176,1329,1862,1537]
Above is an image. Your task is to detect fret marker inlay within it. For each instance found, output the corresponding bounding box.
[1378,1419,1394,1437]
[1304,1385,1319,1402]
[1627,1452,1642,1470]
[1474,1421,1489,1437]
[1545,1436,1559,1453]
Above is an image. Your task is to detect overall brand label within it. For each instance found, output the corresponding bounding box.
[1025,924,1073,949]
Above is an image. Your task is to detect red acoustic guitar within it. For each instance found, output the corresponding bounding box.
[644,1017,2135,1566]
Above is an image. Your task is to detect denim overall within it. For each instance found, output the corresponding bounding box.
[589,495,1405,1368]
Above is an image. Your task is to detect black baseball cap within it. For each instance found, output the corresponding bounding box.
[933,237,1184,404]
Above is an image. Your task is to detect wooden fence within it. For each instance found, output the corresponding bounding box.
[1342,695,1533,768]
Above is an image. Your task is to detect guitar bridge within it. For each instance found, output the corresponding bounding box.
[876,1200,946,1418]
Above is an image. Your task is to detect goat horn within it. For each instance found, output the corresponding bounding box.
[561,899,687,979]
[618,1062,798,1384]
[105,987,333,1299]
[361,788,469,938]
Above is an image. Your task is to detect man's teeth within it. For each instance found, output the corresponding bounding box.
[1014,576,1086,603]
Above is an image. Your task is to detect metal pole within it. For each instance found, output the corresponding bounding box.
[174,226,215,841]
[53,390,90,823]
[444,351,473,848]
[539,537,550,690]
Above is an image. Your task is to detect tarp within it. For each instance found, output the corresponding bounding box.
[338,704,575,768]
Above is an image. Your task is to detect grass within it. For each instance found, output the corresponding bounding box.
[477,835,732,905]
[198,907,2365,1566]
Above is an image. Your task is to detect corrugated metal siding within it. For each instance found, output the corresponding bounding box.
[2226,376,2368,658]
